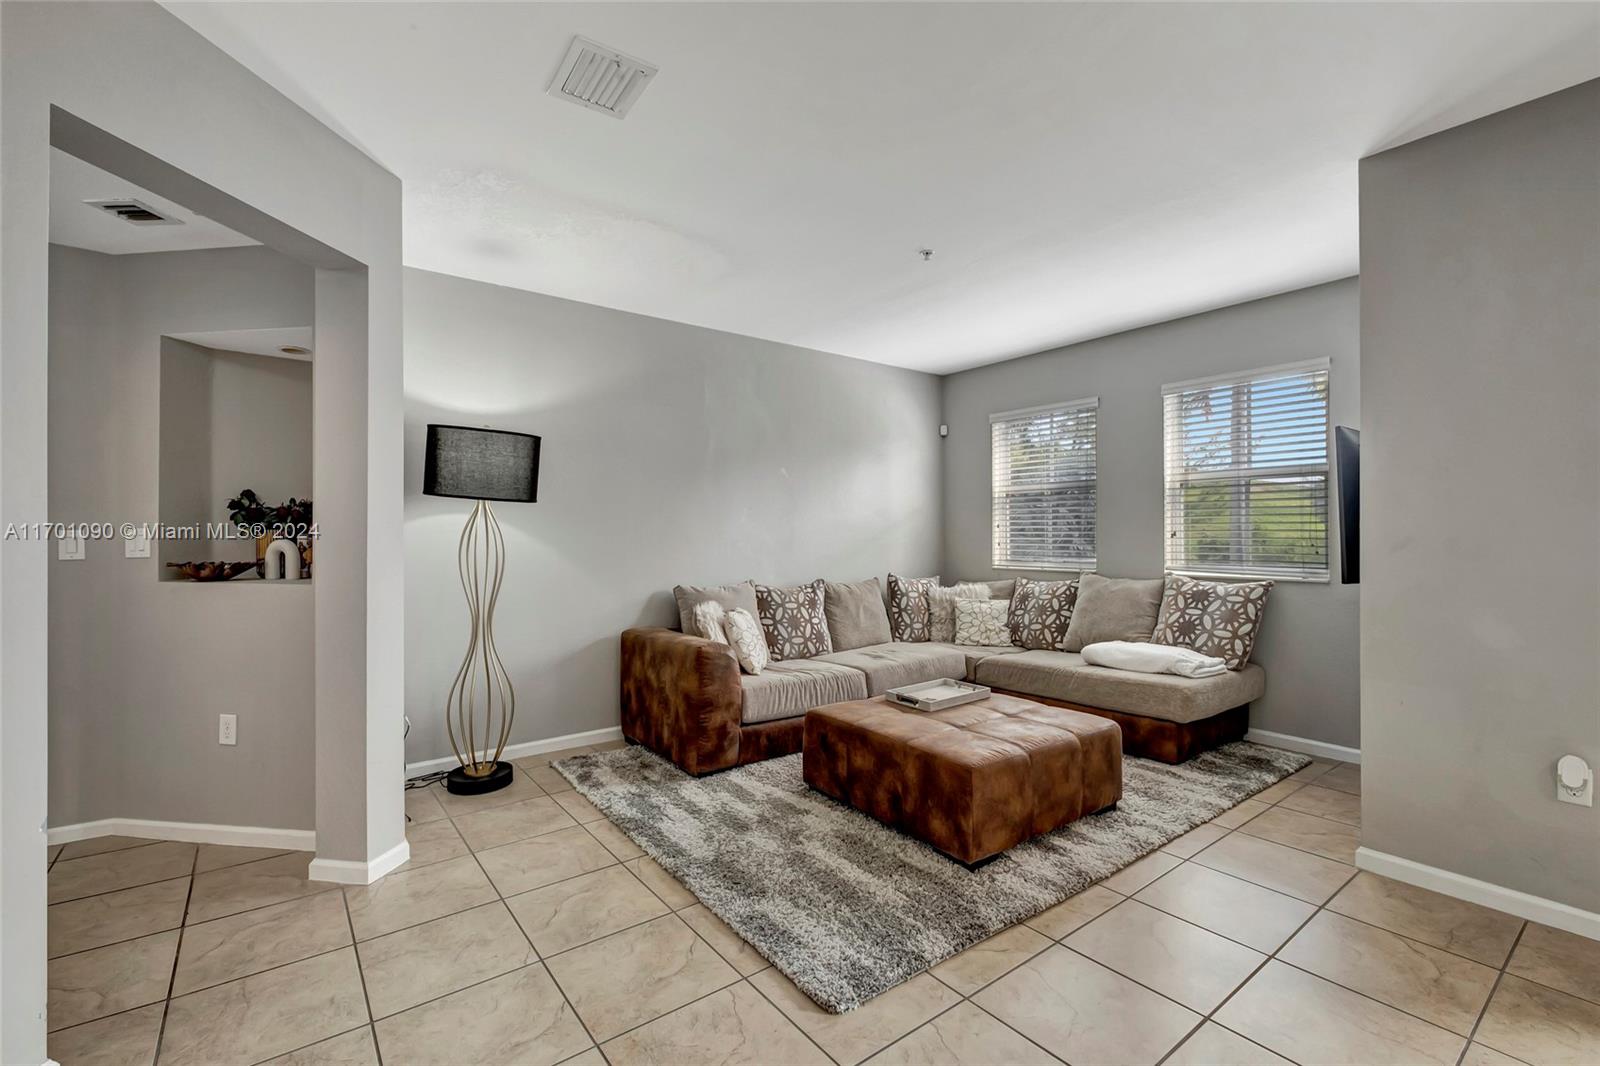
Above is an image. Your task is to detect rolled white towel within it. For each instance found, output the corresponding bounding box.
[1080,640,1229,678]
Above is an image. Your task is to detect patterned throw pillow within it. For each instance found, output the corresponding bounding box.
[886,574,940,643]
[1007,576,1081,650]
[755,579,834,660]
[1150,574,1274,670]
[723,607,770,675]
[928,582,993,643]
[690,601,729,643]
[954,598,1011,646]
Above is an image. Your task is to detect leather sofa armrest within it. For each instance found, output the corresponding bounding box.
[620,627,743,775]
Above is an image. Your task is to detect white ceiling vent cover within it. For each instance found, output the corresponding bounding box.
[83,198,183,226]
[548,36,657,119]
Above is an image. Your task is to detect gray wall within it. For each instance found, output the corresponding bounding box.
[50,244,316,830]
[403,268,943,764]
[942,280,1361,749]
[1360,80,1600,912]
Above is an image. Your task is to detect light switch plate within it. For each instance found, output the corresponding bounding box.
[58,536,86,560]
[124,529,151,558]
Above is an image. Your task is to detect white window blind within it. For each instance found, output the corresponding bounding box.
[1163,359,1330,581]
[991,398,1098,571]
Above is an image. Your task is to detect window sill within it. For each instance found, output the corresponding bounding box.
[1166,568,1330,585]
[993,562,1096,574]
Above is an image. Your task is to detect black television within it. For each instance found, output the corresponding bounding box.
[1335,426,1359,584]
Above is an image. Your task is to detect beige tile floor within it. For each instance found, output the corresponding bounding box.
[45,751,1600,1065]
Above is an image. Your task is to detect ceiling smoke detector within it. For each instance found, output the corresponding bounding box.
[548,36,657,119]
[83,197,183,226]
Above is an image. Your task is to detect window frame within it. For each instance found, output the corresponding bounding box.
[990,396,1099,573]
[1161,358,1332,584]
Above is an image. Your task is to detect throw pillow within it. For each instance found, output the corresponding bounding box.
[1151,574,1274,670]
[672,581,759,634]
[954,598,1011,646]
[723,607,770,675]
[886,573,940,642]
[928,581,993,643]
[1008,576,1081,650]
[1062,573,1166,651]
[755,579,833,660]
[690,601,729,643]
[822,578,893,651]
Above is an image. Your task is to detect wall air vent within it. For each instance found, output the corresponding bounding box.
[548,36,657,119]
[84,198,183,226]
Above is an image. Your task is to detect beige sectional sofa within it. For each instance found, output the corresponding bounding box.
[621,579,1265,774]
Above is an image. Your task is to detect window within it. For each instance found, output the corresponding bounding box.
[991,398,1098,570]
[1162,359,1330,581]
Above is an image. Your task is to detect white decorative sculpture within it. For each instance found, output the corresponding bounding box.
[262,538,302,581]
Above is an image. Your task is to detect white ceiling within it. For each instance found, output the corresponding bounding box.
[50,147,258,256]
[167,3,1599,374]
[167,327,314,361]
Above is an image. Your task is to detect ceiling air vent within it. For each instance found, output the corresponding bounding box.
[84,198,183,226]
[547,36,657,119]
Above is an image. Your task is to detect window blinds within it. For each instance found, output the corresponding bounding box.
[991,398,1098,570]
[1162,360,1330,581]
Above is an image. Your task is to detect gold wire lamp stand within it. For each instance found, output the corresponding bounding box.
[422,424,540,795]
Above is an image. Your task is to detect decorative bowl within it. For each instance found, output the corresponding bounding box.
[166,561,256,582]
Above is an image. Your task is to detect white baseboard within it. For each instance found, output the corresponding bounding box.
[308,838,411,886]
[405,725,624,777]
[47,817,314,852]
[1357,846,1600,942]
[1245,728,1361,765]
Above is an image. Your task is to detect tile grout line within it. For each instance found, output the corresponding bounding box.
[48,847,303,908]
[457,802,609,1060]
[149,843,200,1066]
[341,886,383,1066]
[1454,922,1529,1065]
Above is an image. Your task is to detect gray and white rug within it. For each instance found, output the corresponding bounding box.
[555,741,1308,1013]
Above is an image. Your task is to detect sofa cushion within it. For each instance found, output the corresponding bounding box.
[673,581,758,635]
[955,599,1011,646]
[815,642,967,696]
[974,649,1264,724]
[1062,573,1164,651]
[823,578,893,651]
[928,582,993,642]
[949,644,1025,681]
[741,659,868,724]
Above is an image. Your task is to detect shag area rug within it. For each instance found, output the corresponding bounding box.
[556,741,1307,1013]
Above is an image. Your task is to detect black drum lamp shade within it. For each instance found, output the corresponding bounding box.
[423,424,540,503]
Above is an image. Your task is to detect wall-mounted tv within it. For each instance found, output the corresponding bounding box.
[1335,426,1359,584]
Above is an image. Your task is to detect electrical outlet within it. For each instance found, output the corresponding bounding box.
[1557,755,1593,807]
[218,713,237,746]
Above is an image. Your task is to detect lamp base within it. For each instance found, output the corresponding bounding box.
[445,760,514,795]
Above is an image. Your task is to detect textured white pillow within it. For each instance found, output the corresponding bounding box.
[928,582,995,643]
[691,600,729,643]
[954,598,1011,646]
[723,607,770,675]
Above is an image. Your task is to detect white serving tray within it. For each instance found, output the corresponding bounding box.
[885,678,992,712]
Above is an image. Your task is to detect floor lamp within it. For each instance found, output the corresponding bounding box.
[422,423,541,795]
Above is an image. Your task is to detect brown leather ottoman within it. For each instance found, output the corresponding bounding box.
[802,693,1122,866]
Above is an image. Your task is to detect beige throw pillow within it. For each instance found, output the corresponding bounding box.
[1061,573,1166,651]
[672,581,759,634]
[954,598,1011,646]
[823,578,893,651]
[723,608,769,675]
[755,579,833,660]
[1150,574,1273,670]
